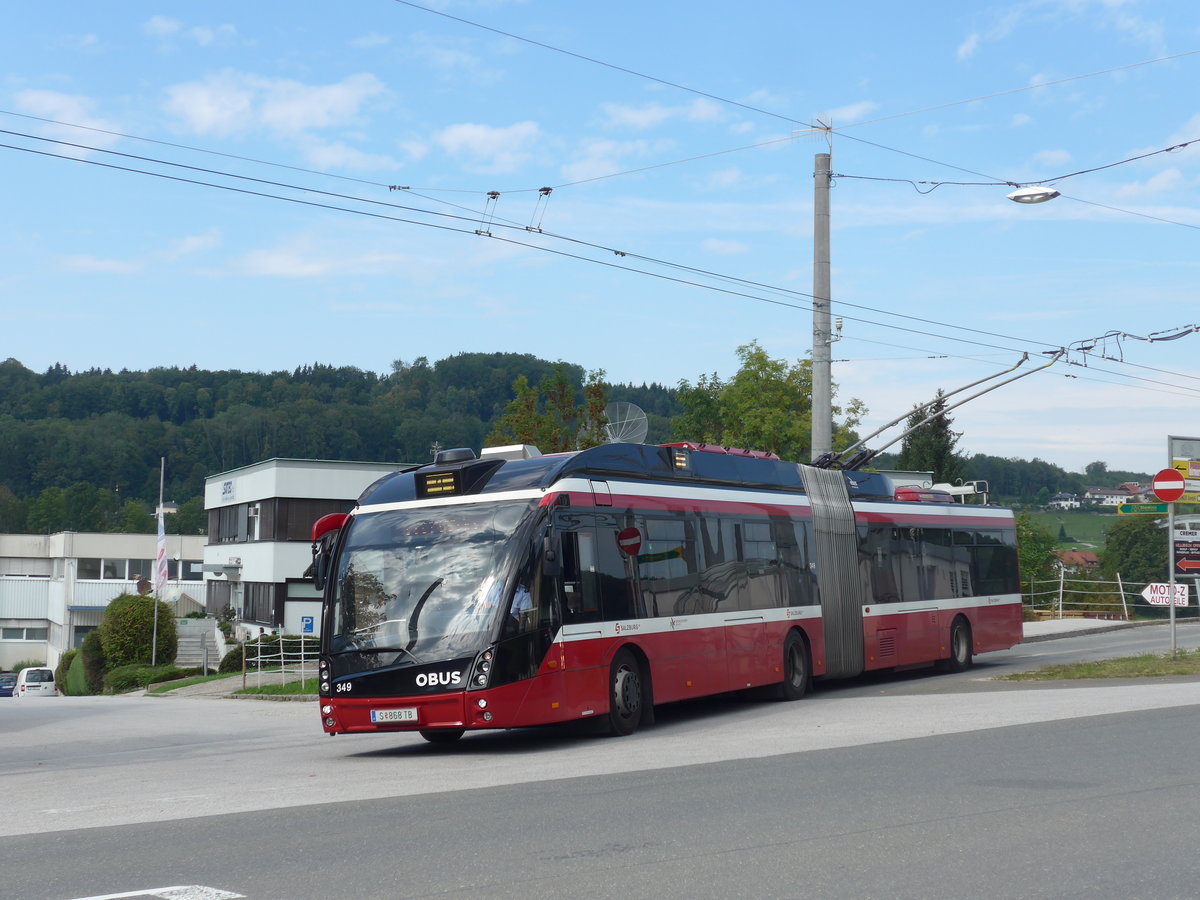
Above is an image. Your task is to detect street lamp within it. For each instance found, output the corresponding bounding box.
[1007,185,1060,204]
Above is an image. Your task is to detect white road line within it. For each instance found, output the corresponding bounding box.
[66,887,244,900]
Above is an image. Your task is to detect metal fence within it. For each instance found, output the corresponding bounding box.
[1026,572,1200,619]
[241,635,320,690]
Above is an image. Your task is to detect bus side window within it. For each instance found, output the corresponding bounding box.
[560,531,603,624]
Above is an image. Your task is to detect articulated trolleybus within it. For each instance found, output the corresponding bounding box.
[310,442,1022,743]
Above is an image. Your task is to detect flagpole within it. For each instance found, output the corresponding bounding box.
[152,457,164,667]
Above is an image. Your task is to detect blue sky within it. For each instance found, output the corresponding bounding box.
[3,1,1199,475]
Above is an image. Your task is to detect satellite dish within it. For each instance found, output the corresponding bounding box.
[603,401,649,444]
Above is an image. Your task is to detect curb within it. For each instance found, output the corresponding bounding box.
[1021,619,1196,644]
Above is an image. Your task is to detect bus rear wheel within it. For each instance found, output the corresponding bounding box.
[608,649,645,736]
[777,631,809,701]
[420,728,465,745]
[939,618,973,673]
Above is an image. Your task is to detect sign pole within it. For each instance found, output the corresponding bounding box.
[1168,498,1177,656]
[1155,461,1188,655]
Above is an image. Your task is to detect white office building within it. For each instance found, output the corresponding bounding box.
[0,531,206,670]
[203,458,406,640]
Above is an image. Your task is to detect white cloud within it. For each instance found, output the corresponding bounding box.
[1011,113,1033,127]
[143,16,182,38]
[956,33,980,61]
[433,121,541,174]
[13,90,121,155]
[163,71,386,137]
[163,230,221,261]
[816,101,879,125]
[705,168,744,190]
[237,238,418,278]
[143,16,236,46]
[1033,149,1072,168]
[1116,167,1184,198]
[702,238,749,255]
[956,0,1166,62]
[558,138,672,185]
[601,97,724,130]
[602,102,677,130]
[62,255,141,274]
[302,140,401,172]
[351,33,391,48]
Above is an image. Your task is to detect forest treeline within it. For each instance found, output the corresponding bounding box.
[0,354,1145,534]
[0,354,678,533]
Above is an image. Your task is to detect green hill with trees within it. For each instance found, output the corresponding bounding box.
[0,348,1149,535]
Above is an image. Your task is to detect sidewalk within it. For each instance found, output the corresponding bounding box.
[1021,615,1182,643]
[148,668,311,699]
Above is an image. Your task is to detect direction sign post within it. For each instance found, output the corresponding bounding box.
[1161,452,1192,655]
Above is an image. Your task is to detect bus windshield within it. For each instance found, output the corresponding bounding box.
[327,499,537,662]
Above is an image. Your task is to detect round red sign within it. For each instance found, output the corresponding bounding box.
[616,527,642,557]
[1153,467,1187,503]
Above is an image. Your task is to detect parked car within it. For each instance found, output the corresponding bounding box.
[14,667,57,699]
[0,672,16,697]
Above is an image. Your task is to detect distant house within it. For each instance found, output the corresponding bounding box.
[1048,492,1081,510]
[1118,482,1150,500]
[1084,486,1136,507]
[1053,549,1100,572]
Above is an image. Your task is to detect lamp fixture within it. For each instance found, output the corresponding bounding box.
[1006,185,1061,204]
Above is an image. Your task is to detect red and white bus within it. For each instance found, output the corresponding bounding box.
[310,441,1022,743]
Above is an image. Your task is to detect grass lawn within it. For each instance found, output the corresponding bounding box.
[1028,510,1116,550]
[1000,648,1200,680]
[236,678,318,695]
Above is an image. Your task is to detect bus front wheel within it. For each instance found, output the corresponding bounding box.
[608,649,645,736]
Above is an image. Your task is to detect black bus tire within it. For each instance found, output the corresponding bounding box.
[939,617,973,673]
[607,648,645,736]
[778,631,810,701]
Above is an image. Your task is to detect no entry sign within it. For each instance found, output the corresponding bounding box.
[616,527,642,557]
[1153,468,1187,503]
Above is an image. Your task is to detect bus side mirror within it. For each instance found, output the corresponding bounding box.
[309,513,348,591]
[310,534,336,590]
[542,535,561,578]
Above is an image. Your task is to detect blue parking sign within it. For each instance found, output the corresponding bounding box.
[301,616,314,634]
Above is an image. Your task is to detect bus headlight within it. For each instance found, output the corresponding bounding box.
[467,648,495,689]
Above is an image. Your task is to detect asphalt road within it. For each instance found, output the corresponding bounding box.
[4,625,1200,900]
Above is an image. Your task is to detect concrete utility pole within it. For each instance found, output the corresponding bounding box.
[811,151,832,460]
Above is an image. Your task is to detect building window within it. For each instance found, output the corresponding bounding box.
[2,627,48,641]
[78,558,102,579]
[168,559,204,581]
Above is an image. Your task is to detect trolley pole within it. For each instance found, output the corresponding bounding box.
[811,150,832,460]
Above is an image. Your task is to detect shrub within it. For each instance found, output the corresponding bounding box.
[55,649,78,693]
[98,593,178,668]
[218,642,244,674]
[80,630,107,694]
[10,658,45,673]
[66,650,92,696]
[103,663,195,693]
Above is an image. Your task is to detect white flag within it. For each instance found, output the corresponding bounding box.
[154,511,169,592]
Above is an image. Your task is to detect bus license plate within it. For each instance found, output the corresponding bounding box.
[371,707,418,723]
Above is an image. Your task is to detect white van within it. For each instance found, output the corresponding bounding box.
[14,667,58,699]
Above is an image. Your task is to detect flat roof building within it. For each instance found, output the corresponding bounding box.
[203,458,408,639]
[0,531,206,670]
